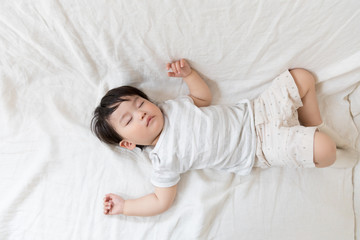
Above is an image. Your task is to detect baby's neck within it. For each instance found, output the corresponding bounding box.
[150,129,163,146]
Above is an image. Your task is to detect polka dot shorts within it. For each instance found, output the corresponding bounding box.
[252,70,317,168]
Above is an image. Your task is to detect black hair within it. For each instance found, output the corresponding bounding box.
[91,86,150,147]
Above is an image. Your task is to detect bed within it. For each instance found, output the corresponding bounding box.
[1,1,359,239]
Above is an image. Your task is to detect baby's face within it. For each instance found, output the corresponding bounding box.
[108,95,164,148]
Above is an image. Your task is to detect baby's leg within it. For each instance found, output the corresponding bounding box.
[313,131,336,168]
[289,69,322,126]
[290,68,350,148]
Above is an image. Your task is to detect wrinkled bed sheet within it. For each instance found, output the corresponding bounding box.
[0,1,359,239]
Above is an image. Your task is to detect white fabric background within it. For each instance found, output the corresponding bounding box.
[0,1,359,239]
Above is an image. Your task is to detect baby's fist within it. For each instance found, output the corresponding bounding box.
[103,193,125,215]
[167,59,192,78]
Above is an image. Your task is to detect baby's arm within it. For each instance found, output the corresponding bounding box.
[167,59,212,107]
[104,185,177,216]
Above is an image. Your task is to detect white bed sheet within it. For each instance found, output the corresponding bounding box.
[0,1,359,239]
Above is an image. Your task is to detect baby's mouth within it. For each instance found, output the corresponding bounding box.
[146,116,153,127]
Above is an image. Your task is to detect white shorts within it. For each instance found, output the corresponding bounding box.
[253,70,317,168]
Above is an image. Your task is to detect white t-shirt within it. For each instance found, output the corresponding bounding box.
[149,96,256,188]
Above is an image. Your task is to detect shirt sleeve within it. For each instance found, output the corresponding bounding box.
[151,169,180,188]
[179,95,194,104]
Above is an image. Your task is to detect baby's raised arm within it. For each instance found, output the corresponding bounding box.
[104,185,177,216]
[167,59,212,107]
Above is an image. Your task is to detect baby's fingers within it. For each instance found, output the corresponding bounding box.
[104,194,112,200]
[180,59,185,68]
[167,60,187,77]
[105,193,119,200]
[166,63,171,71]
[168,72,176,77]
[103,202,112,214]
[175,61,182,74]
[104,208,109,214]
[171,63,177,74]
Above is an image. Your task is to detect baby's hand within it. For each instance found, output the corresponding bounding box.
[103,193,125,215]
[167,59,192,78]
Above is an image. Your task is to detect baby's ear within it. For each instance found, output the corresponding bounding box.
[119,140,136,150]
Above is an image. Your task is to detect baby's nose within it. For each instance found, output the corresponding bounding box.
[139,111,146,120]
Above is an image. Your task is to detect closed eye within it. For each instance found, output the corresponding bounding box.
[126,117,133,126]
[139,101,144,108]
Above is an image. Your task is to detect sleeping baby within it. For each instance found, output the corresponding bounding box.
[91,59,348,216]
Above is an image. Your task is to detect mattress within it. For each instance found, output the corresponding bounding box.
[0,1,359,239]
